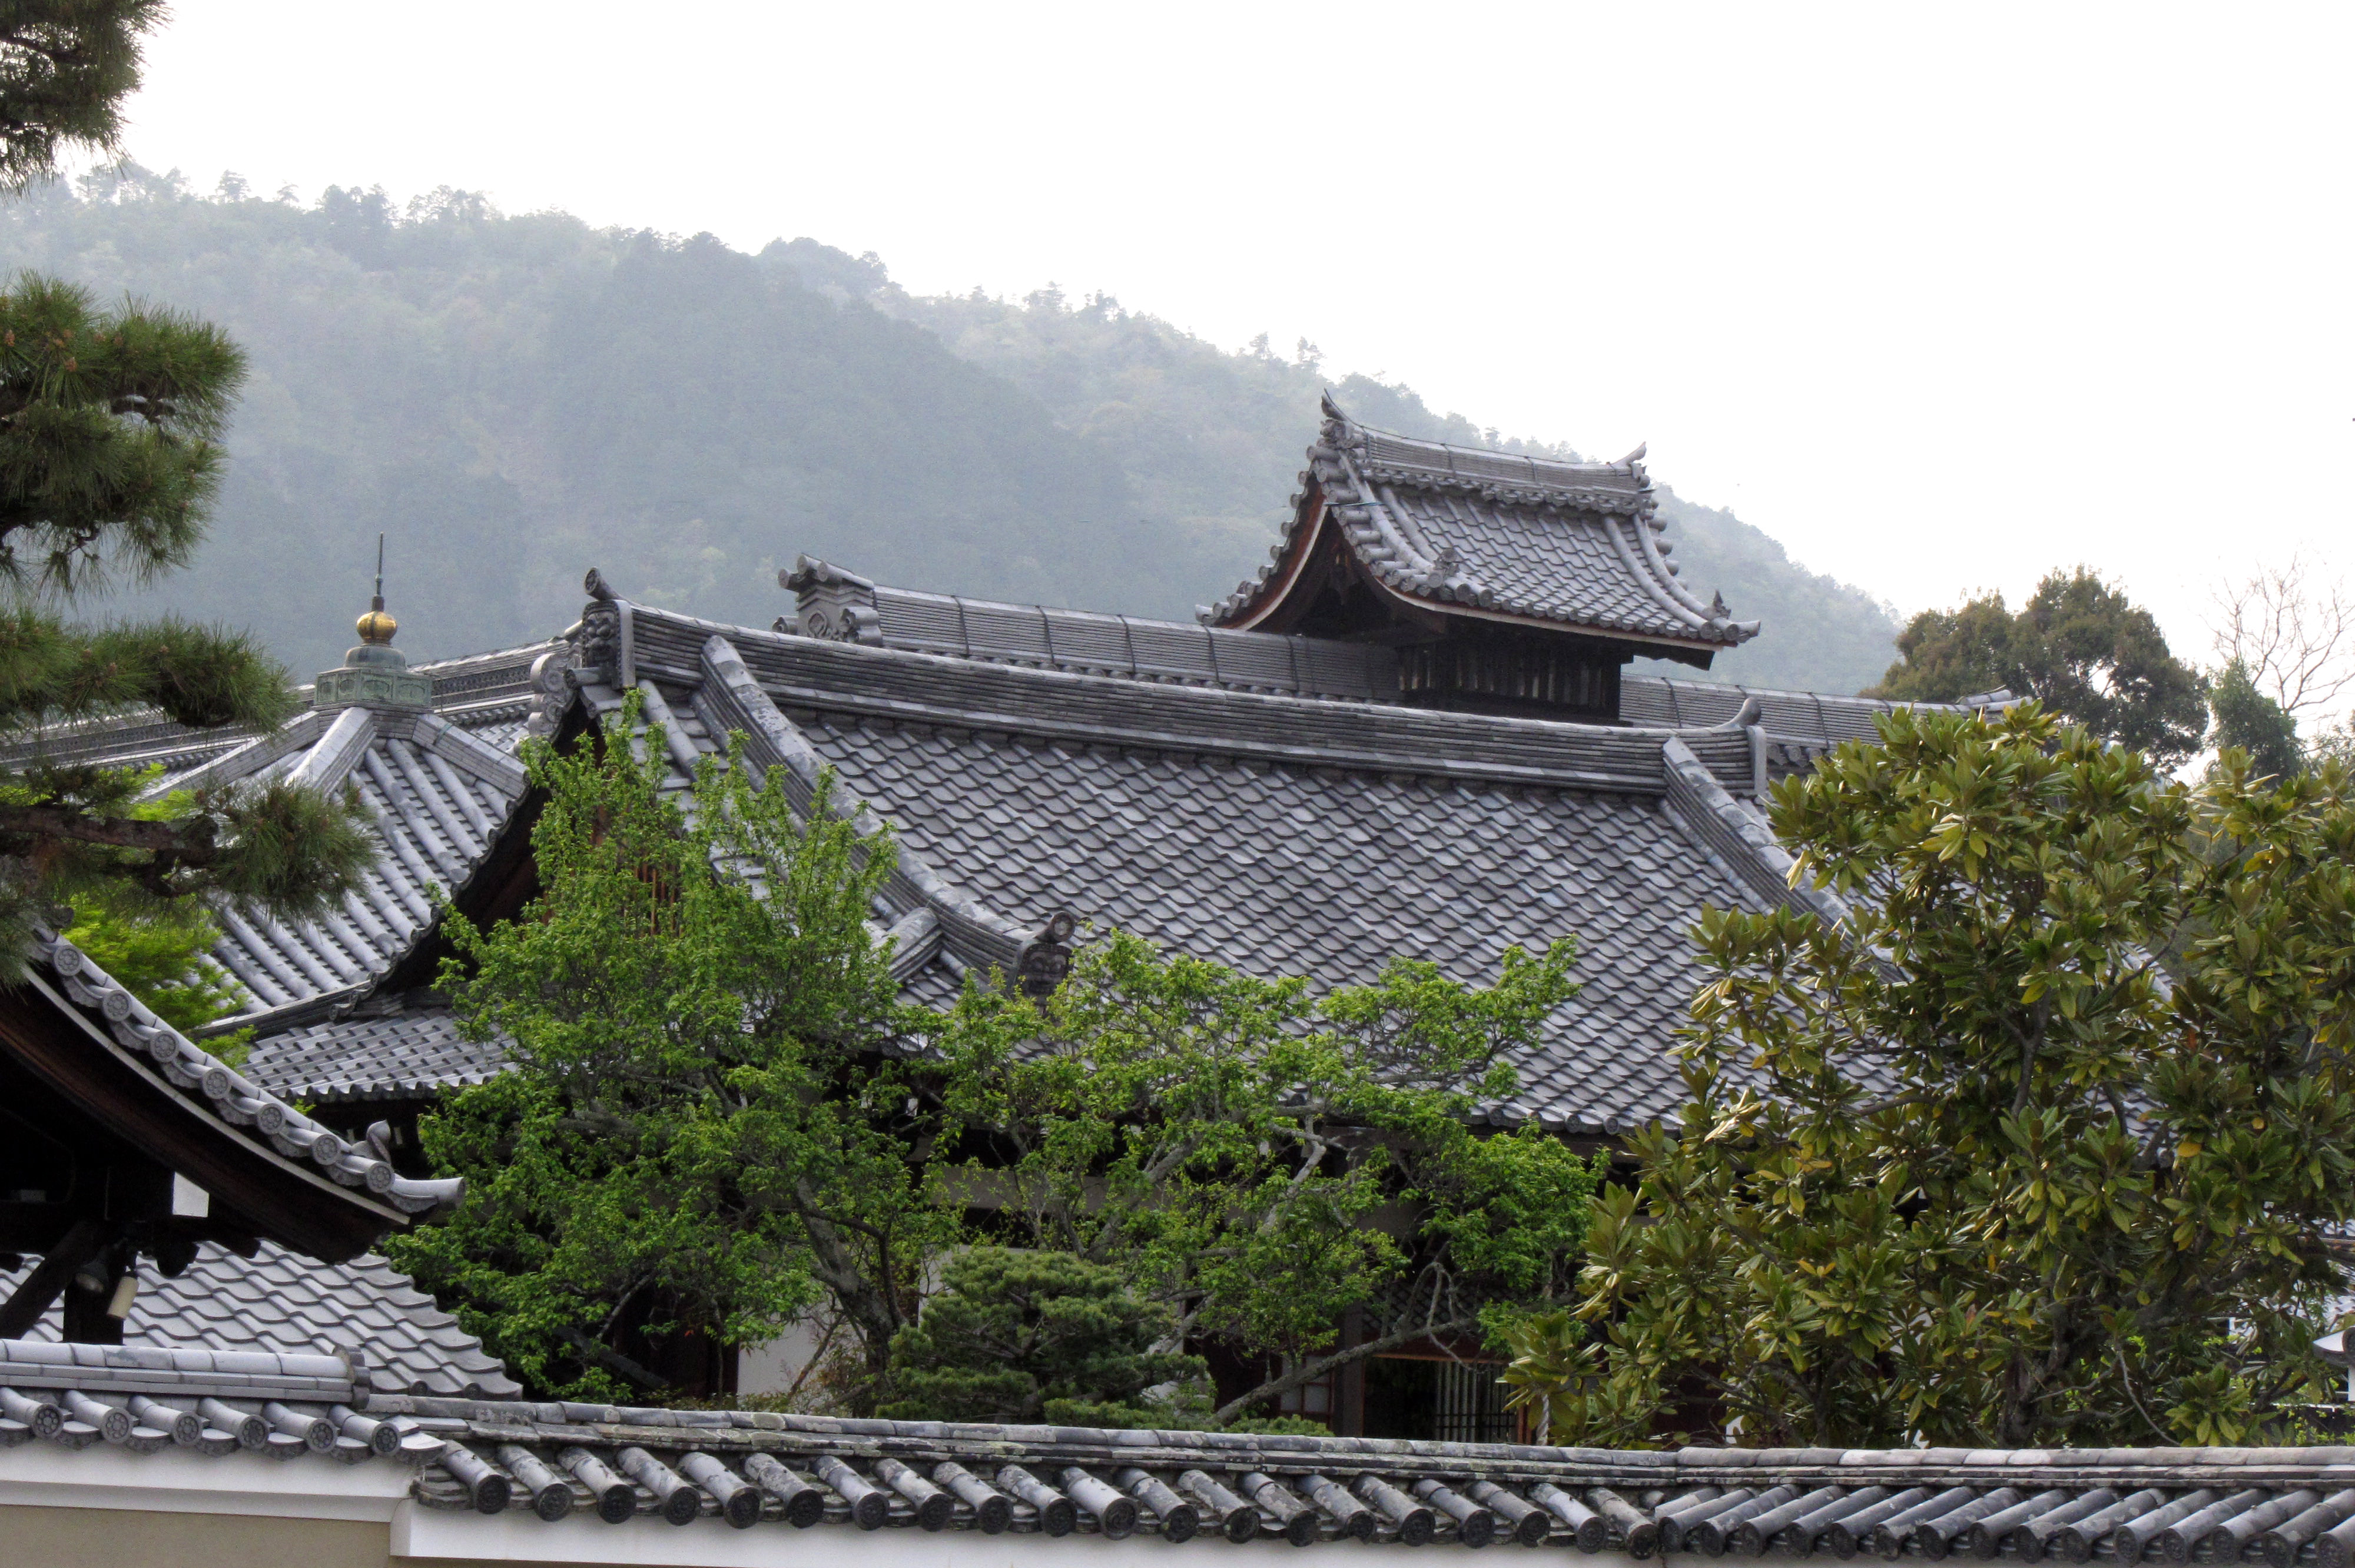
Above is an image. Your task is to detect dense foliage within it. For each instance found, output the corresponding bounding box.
[387,700,951,1402]
[394,699,1600,1413]
[0,174,1900,692]
[2208,659,2303,780]
[877,1247,1206,1426]
[1560,704,2355,1449]
[1870,567,2208,765]
[928,931,1600,1423]
[0,0,160,191]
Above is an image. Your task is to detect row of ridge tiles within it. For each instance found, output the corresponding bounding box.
[418,1444,1600,1548]
[406,1443,2355,1563]
[0,1384,443,1462]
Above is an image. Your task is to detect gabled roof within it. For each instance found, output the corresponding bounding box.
[4,926,460,1262]
[1,1240,519,1398]
[558,586,1805,1135]
[1205,396,1759,655]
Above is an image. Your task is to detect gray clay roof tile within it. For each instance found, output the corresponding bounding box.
[0,1241,517,1397]
[1203,398,1759,652]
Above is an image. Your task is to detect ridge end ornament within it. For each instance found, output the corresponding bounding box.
[1016,911,1078,998]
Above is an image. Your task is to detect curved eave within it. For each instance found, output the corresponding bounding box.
[1223,494,1749,657]
[0,972,411,1263]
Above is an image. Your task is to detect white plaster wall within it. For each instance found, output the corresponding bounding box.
[737,1314,830,1396]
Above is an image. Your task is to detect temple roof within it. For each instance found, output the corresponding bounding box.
[560,589,1834,1135]
[1,1240,518,1398]
[0,642,554,1035]
[0,580,1969,1134]
[1204,396,1760,656]
[6,927,462,1260]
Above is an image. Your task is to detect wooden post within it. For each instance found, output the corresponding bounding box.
[0,1217,107,1338]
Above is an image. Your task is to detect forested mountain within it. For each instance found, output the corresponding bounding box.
[0,168,1902,691]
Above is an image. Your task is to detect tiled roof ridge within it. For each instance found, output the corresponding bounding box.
[1201,396,1762,651]
[360,1393,2355,1555]
[26,925,463,1221]
[16,1361,2355,1554]
[606,599,1766,800]
[1319,393,1653,507]
[1660,736,1853,928]
[782,555,1402,706]
[0,1334,359,1400]
[656,633,1028,976]
[367,1395,2355,1480]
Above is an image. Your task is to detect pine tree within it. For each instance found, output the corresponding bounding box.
[0,1,162,192]
[878,1248,1208,1427]
[0,5,374,960]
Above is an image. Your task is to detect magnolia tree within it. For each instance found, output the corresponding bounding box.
[1553,705,2355,1449]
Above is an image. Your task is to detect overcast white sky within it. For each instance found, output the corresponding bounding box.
[117,2,2355,662]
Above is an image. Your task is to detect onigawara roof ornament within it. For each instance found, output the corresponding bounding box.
[315,534,431,713]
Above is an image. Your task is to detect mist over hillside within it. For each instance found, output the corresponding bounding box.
[0,169,1902,692]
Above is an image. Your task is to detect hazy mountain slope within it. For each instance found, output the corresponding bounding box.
[0,174,1899,691]
[835,253,1900,692]
[0,172,1140,674]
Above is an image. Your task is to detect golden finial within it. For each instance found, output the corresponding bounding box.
[356,533,397,645]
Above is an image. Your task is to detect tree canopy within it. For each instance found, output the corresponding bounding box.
[394,699,1601,1416]
[877,1248,1206,1427]
[0,1,162,191]
[1558,703,2355,1449]
[387,700,948,1402]
[1869,568,2208,766]
[928,931,1599,1424]
[2208,658,2301,780]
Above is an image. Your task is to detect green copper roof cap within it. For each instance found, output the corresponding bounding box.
[316,535,430,712]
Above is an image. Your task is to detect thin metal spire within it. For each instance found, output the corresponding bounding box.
[371,533,386,613]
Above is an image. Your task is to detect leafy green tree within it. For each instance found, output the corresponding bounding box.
[2209,658,2301,779]
[1563,703,2355,1449]
[1870,568,2208,765]
[387,700,956,1403]
[878,1247,1207,1426]
[61,897,253,1068]
[930,930,1599,1424]
[0,1,162,191]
